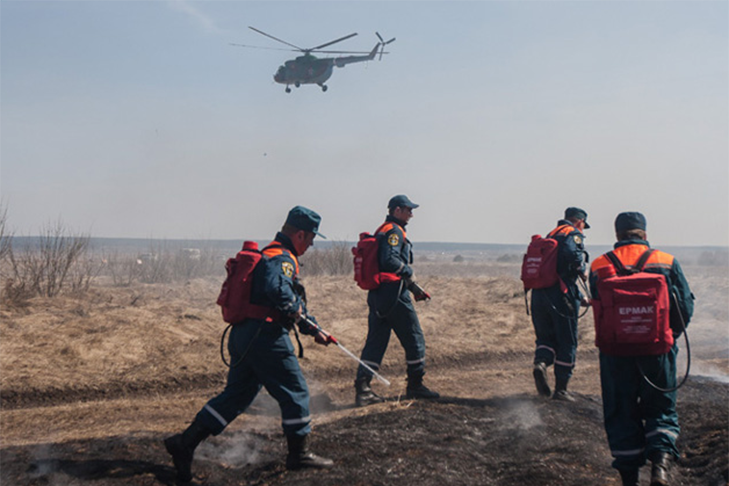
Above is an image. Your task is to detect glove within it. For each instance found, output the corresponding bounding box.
[298,314,319,336]
[314,329,338,346]
[406,278,431,302]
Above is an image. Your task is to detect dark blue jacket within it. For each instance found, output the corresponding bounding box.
[542,220,588,302]
[377,215,414,280]
[250,232,319,336]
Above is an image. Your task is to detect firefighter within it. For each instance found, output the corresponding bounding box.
[354,195,439,406]
[164,206,335,482]
[531,207,590,401]
[590,212,694,486]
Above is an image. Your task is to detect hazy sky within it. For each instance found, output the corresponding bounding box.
[2,0,727,247]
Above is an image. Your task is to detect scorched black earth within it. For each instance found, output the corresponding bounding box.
[2,378,726,486]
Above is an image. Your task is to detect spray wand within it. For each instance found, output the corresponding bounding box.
[302,317,391,386]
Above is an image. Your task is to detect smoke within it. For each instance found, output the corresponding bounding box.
[500,399,544,430]
[195,393,281,466]
[196,429,277,468]
[27,444,57,477]
[678,267,729,384]
[690,362,729,384]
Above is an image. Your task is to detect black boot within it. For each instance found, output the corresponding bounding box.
[650,451,671,486]
[164,419,210,482]
[533,362,551,397]
[355,377,384,407]
[619,469,640,486]
[285,434,334,470]
[405,375,440,400]
[552,377,575,402]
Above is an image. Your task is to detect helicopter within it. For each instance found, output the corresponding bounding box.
[231,26,395,93]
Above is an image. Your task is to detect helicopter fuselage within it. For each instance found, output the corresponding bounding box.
[274,55,334,86]
[273,44,379,91]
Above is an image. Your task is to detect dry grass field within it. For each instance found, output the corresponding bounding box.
[1,260,727,485]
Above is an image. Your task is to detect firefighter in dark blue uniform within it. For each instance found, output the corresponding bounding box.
[164,206,335,482]
[354,195,439,406]
[531,207,590,401]
[590,212,694,486]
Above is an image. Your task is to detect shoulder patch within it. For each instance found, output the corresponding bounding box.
[281,261,294,278]
[388,233,400,246]
[573,235,583,245]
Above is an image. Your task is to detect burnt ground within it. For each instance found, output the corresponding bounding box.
[1,374,726,486]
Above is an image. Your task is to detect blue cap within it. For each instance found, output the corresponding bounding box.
[285,206,326,239]
[565,207,590,229]
[615,212,646,232]
[388,194,419,210]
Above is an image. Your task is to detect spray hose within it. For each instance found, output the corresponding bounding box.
[636,292,691,393]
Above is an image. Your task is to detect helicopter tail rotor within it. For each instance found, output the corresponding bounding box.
[376,32,396,61]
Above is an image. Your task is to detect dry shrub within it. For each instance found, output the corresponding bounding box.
[2,220,92,305]
[300,241,352,276]
[99,245,224,286]
[0,202,11,262]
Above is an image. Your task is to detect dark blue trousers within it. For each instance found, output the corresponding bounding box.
[195,320,311,437]
[356,286,426,382]
[531,286,580,381]
[599,345,680,471]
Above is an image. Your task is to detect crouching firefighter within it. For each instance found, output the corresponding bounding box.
[524,207,590,402]
[590,212,694,486]
[352,194,439,407]
[164,206,335,483]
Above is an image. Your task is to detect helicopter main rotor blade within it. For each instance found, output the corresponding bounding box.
[229,43,299,52]
[311,32,358,51]
[248,26,304,51]
[315,49,374,54]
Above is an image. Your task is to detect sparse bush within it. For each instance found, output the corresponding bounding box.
[4,219,91,302]
[453,254,465,263]
[0,202,11,262]
[100,244,225,285]
[300,241,352,276]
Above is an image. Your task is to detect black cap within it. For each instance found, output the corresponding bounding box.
[615,212,647,232]
[285,206,326,239]
[388,194,419,210]
[565,207,590,229]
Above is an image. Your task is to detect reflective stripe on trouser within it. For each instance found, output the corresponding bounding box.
[531,287,578,380]
[196,321,312,437]
[599,345,680,471]
[356,295,426,381]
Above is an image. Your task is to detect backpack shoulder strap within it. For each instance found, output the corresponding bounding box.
[605,251,629,275]
[634,249,655,272]
[547,224,570,238]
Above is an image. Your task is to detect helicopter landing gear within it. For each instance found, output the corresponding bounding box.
[294,82,301,88]
[285,86,291,93]
[320,84,328,92]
